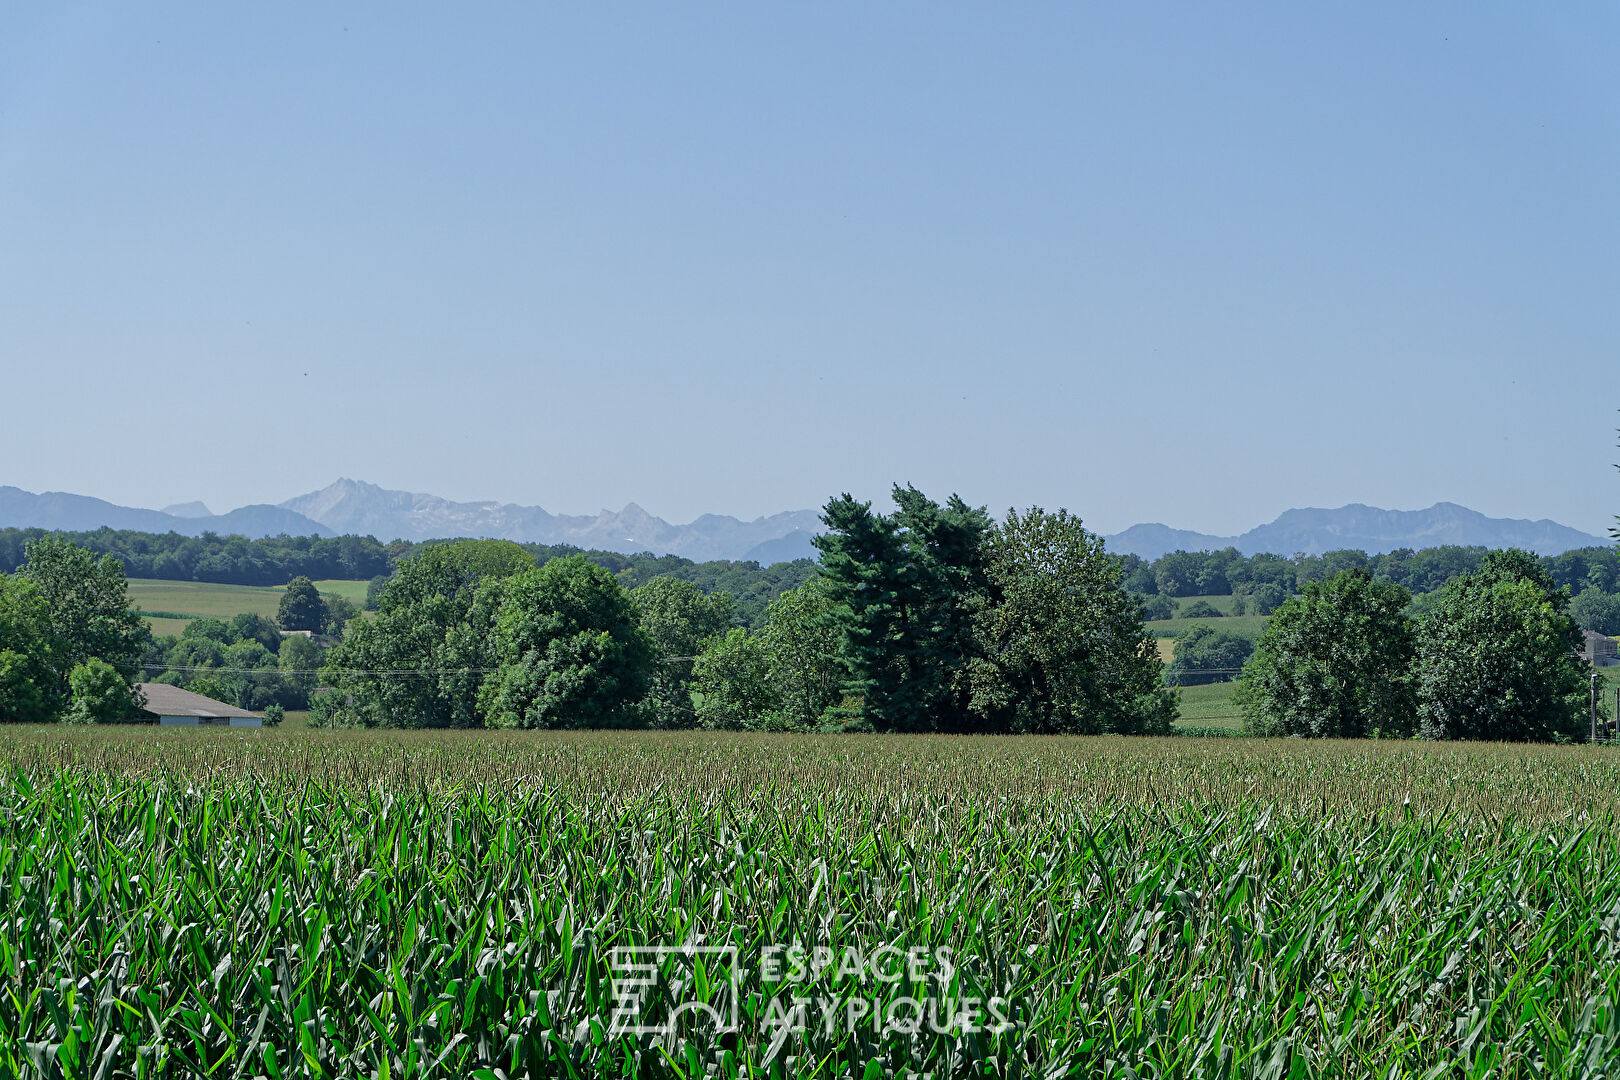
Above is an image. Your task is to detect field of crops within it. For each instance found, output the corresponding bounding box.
[1172,681,1244,730]
[4,728,1620,1077]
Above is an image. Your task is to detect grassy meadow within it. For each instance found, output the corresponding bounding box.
[1172,680,1244,729]
[1145,595,1272,648]
[128,577,369,631]
[5,726,1620,1077]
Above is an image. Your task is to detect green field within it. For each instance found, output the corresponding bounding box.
[3,726,1620,1076]
[1147,613,1271,640]
[1163,593,1248,615]
[1173,679,1244,729]
[1146,595,1272,644]
[128,577,369,630]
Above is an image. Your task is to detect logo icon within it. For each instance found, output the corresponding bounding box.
[609,944,741,1037]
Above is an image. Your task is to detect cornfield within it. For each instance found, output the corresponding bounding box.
[4,728,1620,1077]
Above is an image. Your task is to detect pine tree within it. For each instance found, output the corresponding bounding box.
[814,486,992,731]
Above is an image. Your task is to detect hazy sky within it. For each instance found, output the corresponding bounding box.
[3,4,1617,535]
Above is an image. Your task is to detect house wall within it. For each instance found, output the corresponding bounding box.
[157,715,199,726]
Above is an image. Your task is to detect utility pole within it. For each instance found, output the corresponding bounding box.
[1593,673,1603,743]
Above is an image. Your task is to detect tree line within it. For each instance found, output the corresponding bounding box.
[0,491,1607,743]
[317,488,1174,734]
[1120,544,1620,610]
[1234,552,1592,740]
[0,527,814,628]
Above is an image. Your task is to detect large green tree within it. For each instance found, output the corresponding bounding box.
[690,628,777,729]
[480,555,655,729]
[17,537,145,708]
[64,659,138,724]
[1415,550,1588,742]
[278,633,322,708]
[687,578,843,731]
[965,507,1175,734]
[630,576,734,727]
[1569,588,1620,636]
[277,576,328,633]
[0,575,55,722]
[757,577,844,729]
[1234,569,1417,738]
[814,485,992,731]
[321,540,534,727]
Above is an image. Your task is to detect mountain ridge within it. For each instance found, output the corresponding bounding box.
[278,479,824,561]
[1102,501,1609,559]
[0,481,1608,563]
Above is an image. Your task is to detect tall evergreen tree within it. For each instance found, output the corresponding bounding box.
[814,486,991,731]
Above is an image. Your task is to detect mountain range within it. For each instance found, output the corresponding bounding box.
[0,481,1609,562]
[1103,503,1610,559]
[0,480,824,563]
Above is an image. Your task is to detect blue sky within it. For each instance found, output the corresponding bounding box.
[2,4,1616,536]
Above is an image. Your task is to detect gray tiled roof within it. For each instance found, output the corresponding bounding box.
[136,683,261,719]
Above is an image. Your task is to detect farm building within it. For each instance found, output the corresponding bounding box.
[1583,630,1619,667]
[136,683,263,727]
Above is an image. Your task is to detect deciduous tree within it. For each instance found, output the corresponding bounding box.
[1415,550,1587,742]
[17,537,145,709]
[0,575,54,722]
[480,555,655,729]
[321,540,534,727]
[631,576,734,727]
[65,658,137,724]
[1166,627,1253,686]
[966,508,1175,734]
[277,576,328,633]
[1234,569,1416,738]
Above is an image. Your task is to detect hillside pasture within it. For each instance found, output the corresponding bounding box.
[128,577,369,630]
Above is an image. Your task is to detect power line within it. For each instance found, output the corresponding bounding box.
[142,657,697,677]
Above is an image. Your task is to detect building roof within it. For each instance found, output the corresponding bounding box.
[136,683,262,719]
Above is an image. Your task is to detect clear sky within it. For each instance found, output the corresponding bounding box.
[2,4,1616,536]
